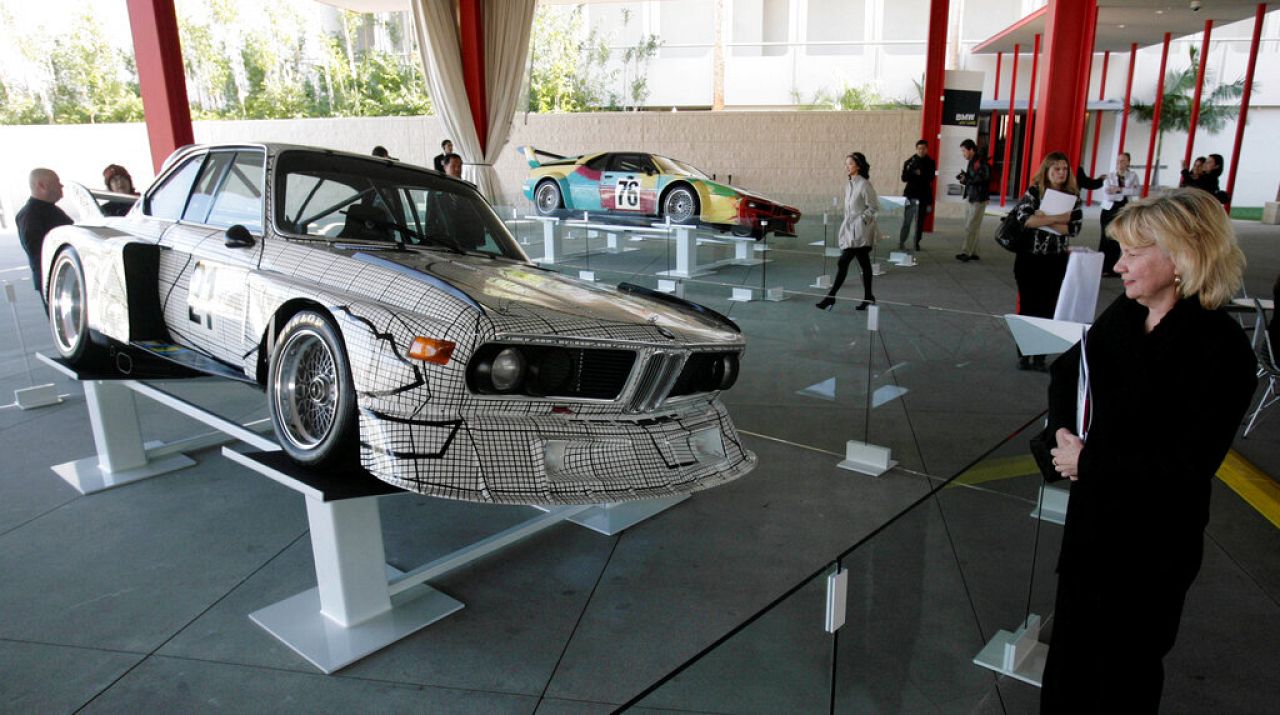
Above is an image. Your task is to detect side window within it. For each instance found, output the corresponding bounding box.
[205,151,265,232]
[584,154,610,172]
[146,157,203,220]
[609,154,649,173]
[182,152,233,224]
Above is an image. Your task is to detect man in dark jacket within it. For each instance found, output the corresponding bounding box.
[899,139,936,251]
[956,139,990,262]
[15,168,71,305]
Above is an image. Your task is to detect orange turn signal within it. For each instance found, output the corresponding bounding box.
[408,337,455,365]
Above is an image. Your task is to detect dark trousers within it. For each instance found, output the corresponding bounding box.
[827,246,874,301]
[899,199,928,246]
[1041,564,1193,714]
[1014,251,1069,319]
[1099,201,1125,274]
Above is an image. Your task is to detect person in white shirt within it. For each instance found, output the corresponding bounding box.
[1099,152,1141,277]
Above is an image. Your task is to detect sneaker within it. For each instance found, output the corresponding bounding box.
[955,253,970,262]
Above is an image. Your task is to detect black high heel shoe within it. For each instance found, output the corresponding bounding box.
[815,297,835,311]
[855,296,876,311]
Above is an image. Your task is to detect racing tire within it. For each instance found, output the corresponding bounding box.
[47,247,99,365]
[662,186,699,225]
[534,180,563,216]
[268,310,359,468]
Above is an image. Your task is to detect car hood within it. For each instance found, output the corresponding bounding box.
[352,248,741,345]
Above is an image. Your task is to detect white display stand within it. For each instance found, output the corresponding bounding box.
[47,351,689,673]
[6,282,62,410]
[525,215,563,264]
[655,224,710,279]
[973,613,1050,686]
[1030,483,1070,525]
[835,305,896,476]
[728,287,755,303]
[38,353,272,494]
[657,279,684,297]
[811,275,833,289]
[887,251,917,267]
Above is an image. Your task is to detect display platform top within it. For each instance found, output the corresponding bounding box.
[36,352,206,382]
[223,448,406,502]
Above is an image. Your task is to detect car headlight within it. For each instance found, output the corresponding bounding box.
[709,353,739,391]
[490,348,526,392]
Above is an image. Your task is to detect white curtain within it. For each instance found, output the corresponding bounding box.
[410,0,536,201]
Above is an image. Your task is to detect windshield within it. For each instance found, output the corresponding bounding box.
[652,155,710,179]
[274,151,528,261]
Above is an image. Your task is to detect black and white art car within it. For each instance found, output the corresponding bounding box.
[42,144,756,505]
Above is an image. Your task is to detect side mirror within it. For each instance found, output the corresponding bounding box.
[224,224,255,248]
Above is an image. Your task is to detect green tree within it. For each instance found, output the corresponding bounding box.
[527,5,613,112]
[46,11,143,123]
[1132,46,1247,185]
[0,78,51,124]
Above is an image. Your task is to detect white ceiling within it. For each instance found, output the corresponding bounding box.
[973,1,1272,54]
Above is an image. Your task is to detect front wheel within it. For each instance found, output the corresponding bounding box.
[48,247,98,364]
[268,311,358,468]
[662,186,699,224]
[534,180,563,216]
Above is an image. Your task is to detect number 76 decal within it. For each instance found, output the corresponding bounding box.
[614,178,641,210]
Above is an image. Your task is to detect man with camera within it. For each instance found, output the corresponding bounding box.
[956,139,990,262]
[899,139,936,251]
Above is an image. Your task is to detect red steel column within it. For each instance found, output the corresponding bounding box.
[1030,0,1097,174]
[920,0,948,232]
[459,0,488,154]
[1086,51,1110,206]
[992,51,1003,201]
[1020,34,1041,193]
[1183,19,1214,168]
[1118,43,1137,153]
[1226,3,1267,209]
[125,0,193,173]
[1142,33,1172,197]
[999,46,1019,206]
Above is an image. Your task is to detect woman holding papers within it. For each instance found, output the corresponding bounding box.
[1038,189,1256,713]
[1011,152,1083,370]
[816,152,880,312]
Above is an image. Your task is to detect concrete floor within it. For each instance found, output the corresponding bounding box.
[1,206,1277,713]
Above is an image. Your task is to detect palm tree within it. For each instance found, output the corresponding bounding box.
[1132,46,1247,187]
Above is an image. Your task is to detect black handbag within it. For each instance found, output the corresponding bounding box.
[994,209,1027,252]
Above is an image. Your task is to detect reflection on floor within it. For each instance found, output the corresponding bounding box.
[1,212,1278,713]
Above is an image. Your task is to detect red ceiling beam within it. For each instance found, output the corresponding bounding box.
[459,0,488,154]
[1226,3,1267,210]
[1118,43,1137,154]
[1087,50,1110,206]
[1183,19,1214,168]
[1020,34,1041,193]
[999,45,1020,206]
[919,0,948,232]
[1143,33,1172,197]
[125,0,194,173]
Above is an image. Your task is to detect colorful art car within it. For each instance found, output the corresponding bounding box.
[520,147,801,238]
[41,143,757,505]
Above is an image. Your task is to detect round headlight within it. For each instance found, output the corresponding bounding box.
[714,354,739,391]
[490,348,526,392]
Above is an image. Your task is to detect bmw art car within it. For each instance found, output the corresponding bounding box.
[41,143,757,505]
[520,147,801,238]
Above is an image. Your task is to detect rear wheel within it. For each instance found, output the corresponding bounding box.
[534,180,563,216]
[48,248,98,364]
[268,311,358,467]
[662,186,699,224]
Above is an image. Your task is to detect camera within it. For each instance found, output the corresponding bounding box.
[956,172,966,183]
[1190,0,1201,11]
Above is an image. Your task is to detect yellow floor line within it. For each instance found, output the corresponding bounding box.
[950,455,1039,487]
[1218,450,1280,530]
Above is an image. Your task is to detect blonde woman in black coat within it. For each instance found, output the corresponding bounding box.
[1038,189,1256,713]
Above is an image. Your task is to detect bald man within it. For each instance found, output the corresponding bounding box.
[15,168,71,300]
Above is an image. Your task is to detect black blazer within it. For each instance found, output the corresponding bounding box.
[1036,295,1256,580]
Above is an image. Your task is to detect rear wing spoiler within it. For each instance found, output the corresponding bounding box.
[518,146,566,169]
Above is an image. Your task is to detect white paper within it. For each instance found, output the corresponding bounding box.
[1037,188,1077,235]
[1054,250,1104,323]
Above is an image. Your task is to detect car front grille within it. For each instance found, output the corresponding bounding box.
[627,351,685,413]
[571,348,636,399]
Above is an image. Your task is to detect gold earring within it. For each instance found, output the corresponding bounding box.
[1174,275,1183,286]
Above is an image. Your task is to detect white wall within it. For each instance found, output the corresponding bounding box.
[0,110,927,226]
